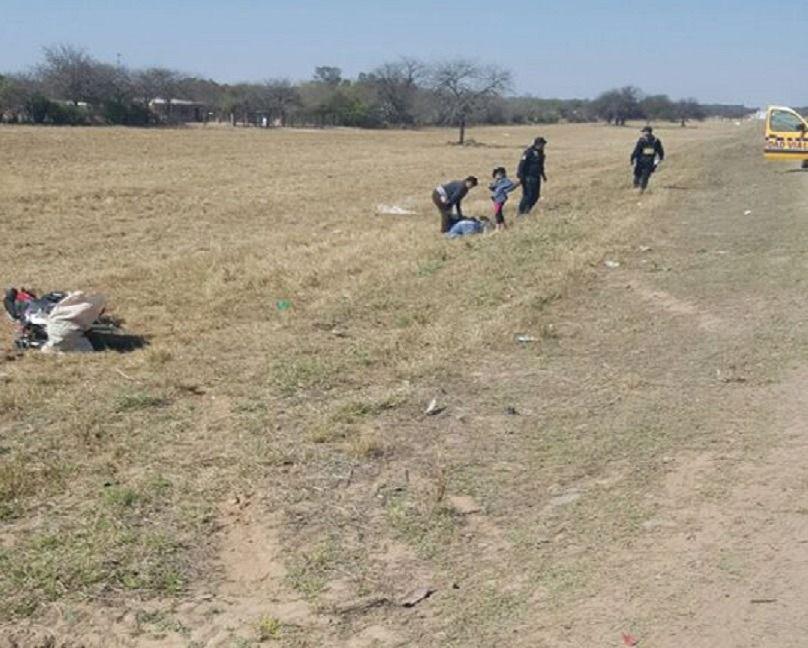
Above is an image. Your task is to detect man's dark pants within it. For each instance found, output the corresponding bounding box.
[518,178,541,215]
[633,163,654,191]
[433,189,460,233]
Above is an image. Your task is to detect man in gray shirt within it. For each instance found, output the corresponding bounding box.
[432,176,479,232]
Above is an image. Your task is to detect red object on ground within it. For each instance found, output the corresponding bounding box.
[622,632,639,646]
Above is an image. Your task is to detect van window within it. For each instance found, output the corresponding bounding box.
[770,110,805,132]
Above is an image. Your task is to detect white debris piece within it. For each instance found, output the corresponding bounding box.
[377,204,416,215]
[42,292,106,353]
[425,398,443,415]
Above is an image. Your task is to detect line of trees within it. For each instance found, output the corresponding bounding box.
[589,86,706,127]
[0,45,753,141]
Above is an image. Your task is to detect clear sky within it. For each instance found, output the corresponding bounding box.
[1,0,806,107]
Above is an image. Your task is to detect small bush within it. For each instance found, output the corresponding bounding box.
[114,392,169,412]
[103,100,153,126]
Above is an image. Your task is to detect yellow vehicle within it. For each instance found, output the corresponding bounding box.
[764,106,808,168]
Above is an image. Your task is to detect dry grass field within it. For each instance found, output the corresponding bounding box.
[3,120,808,647]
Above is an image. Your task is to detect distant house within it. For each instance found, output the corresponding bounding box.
[149,98,209,123]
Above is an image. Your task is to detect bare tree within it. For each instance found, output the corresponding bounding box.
[366,58,424,125]
[91,63,135,105]
[38,44,101,105]
[132,67,182,117]
[260,79,301,126]
[429,60,512,143]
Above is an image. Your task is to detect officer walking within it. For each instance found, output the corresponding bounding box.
[630,126,665,192]
[516,137,548,215]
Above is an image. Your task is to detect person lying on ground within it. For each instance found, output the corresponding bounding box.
[445,217,492,239]
[432,176,479,233]
[488,166,521,231]
[630,126,665,192]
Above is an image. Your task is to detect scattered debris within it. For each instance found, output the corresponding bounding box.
[4,287,144,353]
[448,495,482,515]
[716,369,747,384]
[335,595,391,615]
[638,246,653,252]
[515,335,537,343]
[276,299,292,311]
[549,492,581,507]
[114,368,138,382]
[377,204,416,215]
[604,260,621,269]
[401,587,435,608]
[622,632,639,646]
[425,398,445,416]
[177,383,206,396]
[750,598,777,604]
[504,406,518,416]
[641,518,677,530]
[744,210,752,216]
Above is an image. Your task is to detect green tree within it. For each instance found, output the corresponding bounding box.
[640,94,675,122]
[592,86,643,125]
[674,98,706,127]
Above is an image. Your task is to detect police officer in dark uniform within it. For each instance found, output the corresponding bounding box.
[630,126,665,192]
[516,136,548,215]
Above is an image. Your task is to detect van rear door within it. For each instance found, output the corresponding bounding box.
[765,107,808,161]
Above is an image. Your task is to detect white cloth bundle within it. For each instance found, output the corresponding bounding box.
[42,292,106,353]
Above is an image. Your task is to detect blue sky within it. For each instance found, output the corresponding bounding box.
[1,0,805,106]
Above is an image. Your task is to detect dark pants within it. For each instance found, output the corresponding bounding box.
[633,163,655,191]
[433,190,460,233]
[518,178,541,214]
